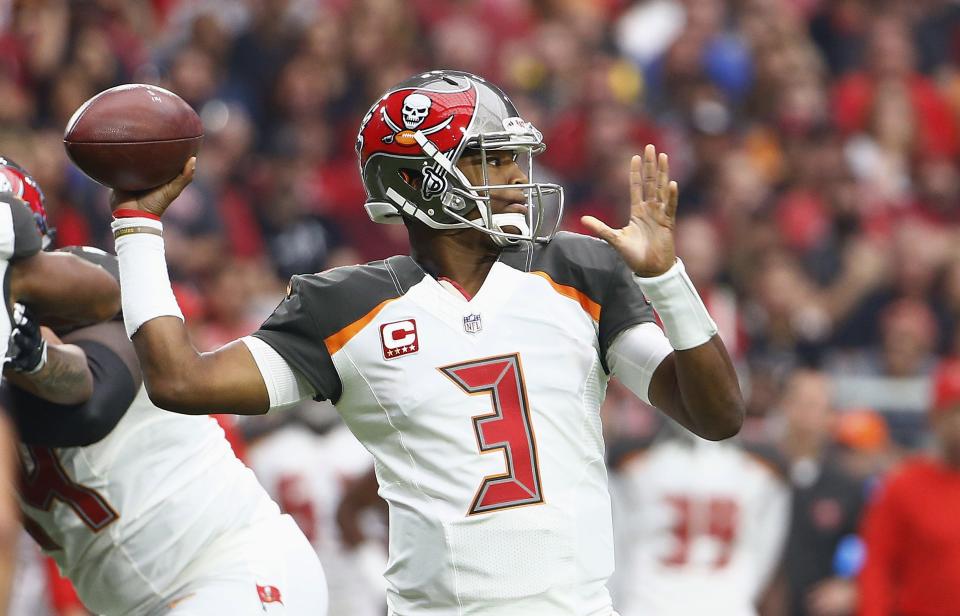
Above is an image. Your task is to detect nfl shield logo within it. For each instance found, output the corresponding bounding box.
[463,313,482,334]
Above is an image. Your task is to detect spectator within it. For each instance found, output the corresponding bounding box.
[778,370,864,616]
[858,359,960,616]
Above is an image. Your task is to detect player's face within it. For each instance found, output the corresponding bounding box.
[456,150,529,218]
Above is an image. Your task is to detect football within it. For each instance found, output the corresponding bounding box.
[63,84,203,192]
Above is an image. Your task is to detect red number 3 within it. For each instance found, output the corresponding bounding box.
[441,353,544,515]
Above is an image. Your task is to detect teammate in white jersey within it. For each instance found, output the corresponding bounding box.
[0,158,121,612]
[0,158,120,356]
[609,430,790,616]
[3,249,327,616]
[104,70,744,615]
[249,419,387,616]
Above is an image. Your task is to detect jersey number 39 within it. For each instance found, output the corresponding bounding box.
[441,353,544,515]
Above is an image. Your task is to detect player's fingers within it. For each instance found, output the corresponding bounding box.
[580,215,620,245]
[665,181,679,221]
[642,144,657,203]
[656,152,669,206]
[165,157,196,199]
[628,154,643,207]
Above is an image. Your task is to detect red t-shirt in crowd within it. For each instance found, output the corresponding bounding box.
[858,457,960,616]
[833,73,959,158]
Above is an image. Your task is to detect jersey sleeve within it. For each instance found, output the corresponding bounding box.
[607,323,673,404]
[599,256,657,362]
[0,195,41,261]
[251,275,342,402]
[525,232,657,372]
[251,259,420,404]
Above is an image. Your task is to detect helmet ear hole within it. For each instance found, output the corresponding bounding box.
[398,168,423,191]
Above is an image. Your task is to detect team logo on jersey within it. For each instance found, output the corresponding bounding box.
[256,584,283,606]
[463,313,482,334]
[380,319,419,359]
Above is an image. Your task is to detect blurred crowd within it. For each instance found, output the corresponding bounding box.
[4,0,960,614]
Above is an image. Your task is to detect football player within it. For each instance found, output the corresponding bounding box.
[4,249,328,615]
[0,158,121,346]
[0,157,121,615]
[106,70,743,615]
[609,427,790,615]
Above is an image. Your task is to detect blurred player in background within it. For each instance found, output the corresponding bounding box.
[105,70,742,614]
[0,158,120,616]
[609,426,790,616]
[7,536,86,616]
[3,248,328,615]
[248,410,386,616]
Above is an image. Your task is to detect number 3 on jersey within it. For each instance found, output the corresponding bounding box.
[441,353,544,515]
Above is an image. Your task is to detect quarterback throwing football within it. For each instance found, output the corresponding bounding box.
[109,71,743,615]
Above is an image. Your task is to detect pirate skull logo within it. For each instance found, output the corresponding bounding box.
[380,91,454,145]
[401,93,432,129]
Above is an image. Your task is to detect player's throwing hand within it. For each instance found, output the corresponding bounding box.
[110,157,196,218]
[581,144,678,278]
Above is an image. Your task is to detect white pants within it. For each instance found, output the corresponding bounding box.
[148,514,327,616]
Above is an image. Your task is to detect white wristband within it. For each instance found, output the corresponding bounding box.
[111,217,184,339]
[633,258,717,350]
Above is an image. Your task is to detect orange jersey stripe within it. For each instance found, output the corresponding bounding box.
[324,298,396,355]
[531,271,601,321]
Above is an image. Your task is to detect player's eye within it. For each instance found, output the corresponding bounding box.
[487,152,517,167]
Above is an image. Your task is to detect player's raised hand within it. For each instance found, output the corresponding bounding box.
[110,157,196,218]
[581,144,678,277]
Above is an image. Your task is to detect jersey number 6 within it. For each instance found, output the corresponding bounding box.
[441,353,544,515]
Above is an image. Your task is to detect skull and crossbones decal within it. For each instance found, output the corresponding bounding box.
[381,92,454,145]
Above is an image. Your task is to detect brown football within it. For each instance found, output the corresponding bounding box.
[63,84,203,191]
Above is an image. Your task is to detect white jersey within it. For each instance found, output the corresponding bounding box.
[252,233,665,615]
[17,386,281,615]
[249,422,386,616]
[610,439,790,616]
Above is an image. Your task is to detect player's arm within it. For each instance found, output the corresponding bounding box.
[105,159,318,415]
[583,145,743,440]
[131,320,271,414]
[3,321,142,447]
[10,252,121,326]
[3,307,93,405]
[2,196,119,326]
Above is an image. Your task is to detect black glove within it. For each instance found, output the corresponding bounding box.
[7,304,47,373]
